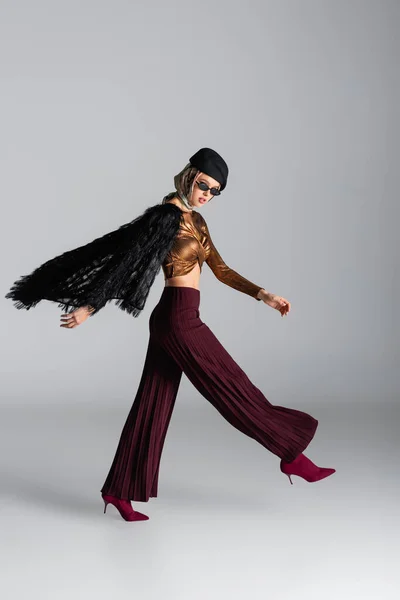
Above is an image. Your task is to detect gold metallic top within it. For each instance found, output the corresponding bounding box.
[161,209,263,300]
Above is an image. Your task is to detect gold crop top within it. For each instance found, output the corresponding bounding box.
[161,209,263,300]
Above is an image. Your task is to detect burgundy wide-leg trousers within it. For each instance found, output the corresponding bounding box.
[100,286,318,501]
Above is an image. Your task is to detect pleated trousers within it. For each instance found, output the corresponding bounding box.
[100,286,318,501]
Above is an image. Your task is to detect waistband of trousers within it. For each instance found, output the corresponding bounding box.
[159,285,201,307]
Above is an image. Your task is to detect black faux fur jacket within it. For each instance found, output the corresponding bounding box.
[5,202,184,318]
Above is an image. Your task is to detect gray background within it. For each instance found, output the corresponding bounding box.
[1,1,398,599]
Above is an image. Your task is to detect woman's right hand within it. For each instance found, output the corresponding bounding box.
[60,305,94,329]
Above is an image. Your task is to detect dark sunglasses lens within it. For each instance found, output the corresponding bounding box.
[197,181,221,196]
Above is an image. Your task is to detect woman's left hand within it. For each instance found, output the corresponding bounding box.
[260,291,291,317]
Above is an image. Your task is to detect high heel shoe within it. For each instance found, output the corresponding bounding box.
[101,493,149,521]
[280,452,336,484]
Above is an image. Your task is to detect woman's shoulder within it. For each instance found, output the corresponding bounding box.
[157,202,207,228]
[192,209,208,230]
[131,202,183,232]
[159,200,186,215]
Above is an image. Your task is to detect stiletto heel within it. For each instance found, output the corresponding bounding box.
[101,493,149,521]
[280,452,335,484]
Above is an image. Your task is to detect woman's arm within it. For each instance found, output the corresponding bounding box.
[6,203,182,318]
[198,213,265,301]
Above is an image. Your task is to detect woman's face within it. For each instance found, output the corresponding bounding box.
[189,172,221,208]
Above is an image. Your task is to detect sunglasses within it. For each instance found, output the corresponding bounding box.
[195,180,221,196]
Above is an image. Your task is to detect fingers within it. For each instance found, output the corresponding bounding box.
[279,298,291,317]
[60,313,79,328]
[281,298,291,315]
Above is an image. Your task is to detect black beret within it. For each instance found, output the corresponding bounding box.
[189,147,229,191]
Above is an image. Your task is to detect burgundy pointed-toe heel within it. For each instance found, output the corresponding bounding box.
[280,453,336,484]
[101,493,149,521]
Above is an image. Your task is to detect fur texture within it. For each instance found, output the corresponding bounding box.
[5,202,183,318]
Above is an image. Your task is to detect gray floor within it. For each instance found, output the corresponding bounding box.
[0,398,398,600]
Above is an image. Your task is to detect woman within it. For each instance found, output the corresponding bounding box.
[6,147,335,523]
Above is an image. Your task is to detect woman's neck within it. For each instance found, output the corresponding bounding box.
[168,197,193,213]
